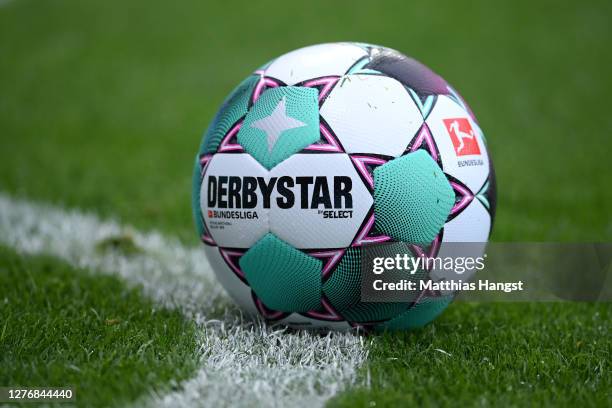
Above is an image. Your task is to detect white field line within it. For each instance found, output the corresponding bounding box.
[0,193,369,407]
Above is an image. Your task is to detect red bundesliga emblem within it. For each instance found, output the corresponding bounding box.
[443,118,481,156]
[207,210,213,218]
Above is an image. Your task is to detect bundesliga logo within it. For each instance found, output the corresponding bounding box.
[443,118,481,156]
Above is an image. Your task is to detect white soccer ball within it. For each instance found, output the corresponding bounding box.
[193,43,495,330]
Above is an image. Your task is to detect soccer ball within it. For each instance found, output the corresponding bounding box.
[192,43,496,330]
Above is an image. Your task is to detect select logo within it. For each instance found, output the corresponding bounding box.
[443,118,481,157]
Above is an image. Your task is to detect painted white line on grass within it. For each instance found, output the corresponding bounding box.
[0,193,368,408]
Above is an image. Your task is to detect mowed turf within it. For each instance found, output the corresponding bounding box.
[331,303,610,407]
[0,0,611,407]
[0,245,199,407]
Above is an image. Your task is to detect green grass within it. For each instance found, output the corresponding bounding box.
[0,0,611,406]
[1,0,610,242]
[0,245,200,407]
[331,303,610,407]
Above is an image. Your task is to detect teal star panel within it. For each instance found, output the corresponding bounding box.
[237,86,320,170]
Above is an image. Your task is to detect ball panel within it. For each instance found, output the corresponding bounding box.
[192,155,205,237]
[324,245,427,323]
[237,86,320,170]
[322,248,361,312]
[430,200,491,290]
[341,301,408,324]
[373,150,454,244]
[365,47,449,97]
[426,95,490,193]
[264,43,367,85]
[443,199,491,243]
[240,233,322,312]
[269,154,373,249]
[320,74,422,157]
[204,245,258,315]
[201,75,259,154]
[482,161,497,224]
[201,153,269,248]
